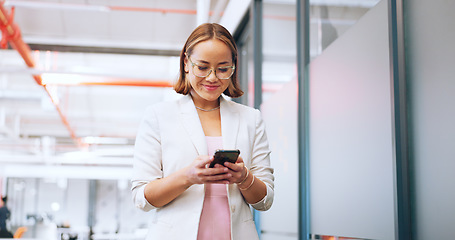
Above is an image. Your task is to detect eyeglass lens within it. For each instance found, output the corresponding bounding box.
[189,58,234,79]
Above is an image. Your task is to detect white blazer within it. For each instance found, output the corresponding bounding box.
[131,95,274,240]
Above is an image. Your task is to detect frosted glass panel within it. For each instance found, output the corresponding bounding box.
[309,0,395,239]
[406,0,455,239]
[261,79,299,240]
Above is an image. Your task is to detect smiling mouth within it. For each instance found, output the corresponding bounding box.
[204,85,219,90]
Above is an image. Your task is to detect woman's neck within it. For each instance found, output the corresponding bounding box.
[190,93,220,110]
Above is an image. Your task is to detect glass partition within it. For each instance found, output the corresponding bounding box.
[309,0,381,58]
[260,1,298,239]
[260,0,393,239]
[308,1,395,239]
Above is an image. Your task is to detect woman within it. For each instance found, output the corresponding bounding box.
[132,23,274,240]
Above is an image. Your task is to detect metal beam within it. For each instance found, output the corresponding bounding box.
[88,180,97,239]
[297,0,310,239]
[250,0,264,235]
[252,0,263,109]
[388,0,412,239]
[27,44,181,56]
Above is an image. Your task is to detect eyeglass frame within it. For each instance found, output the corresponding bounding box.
[186,54,236,80]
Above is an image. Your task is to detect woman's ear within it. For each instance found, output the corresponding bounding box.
[184,58,189,73]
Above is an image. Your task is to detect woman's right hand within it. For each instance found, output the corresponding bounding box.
[184,155,232,185]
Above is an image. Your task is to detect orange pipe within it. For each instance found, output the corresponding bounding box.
[109,6,198,15]
[39,73,174,87]
[42,86,77,142]
[107,6,295,20]
[40,75,281,92]
[75,80,173,87]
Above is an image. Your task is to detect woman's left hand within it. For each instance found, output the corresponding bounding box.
[222,156,247,184]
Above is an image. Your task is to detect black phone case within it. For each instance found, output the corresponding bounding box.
[209,149,240,168]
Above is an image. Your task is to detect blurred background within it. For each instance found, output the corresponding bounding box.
[1,0,454,239]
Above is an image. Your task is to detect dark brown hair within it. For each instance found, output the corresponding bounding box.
[173,23,244,98]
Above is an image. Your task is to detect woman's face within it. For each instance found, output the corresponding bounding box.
[184,39,233,104]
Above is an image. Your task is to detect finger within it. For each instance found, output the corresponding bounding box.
[224,161,243,171]
[204,172,232,182]
[199,165,228,177]
[213,163,226,168]
[211,166,229,175]
[196,156,213,168]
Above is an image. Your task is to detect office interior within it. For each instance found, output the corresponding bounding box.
[0,0,454,239]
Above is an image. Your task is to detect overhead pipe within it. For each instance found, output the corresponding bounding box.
[109,5,199,15]
[42,85,80,142]
[64,80,173,87]
[40,73,174,88]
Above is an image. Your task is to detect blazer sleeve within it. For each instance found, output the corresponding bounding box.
[131,106,162,212]
[249,109,275,211]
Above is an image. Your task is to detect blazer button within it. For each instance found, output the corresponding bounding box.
[231,205,236,213]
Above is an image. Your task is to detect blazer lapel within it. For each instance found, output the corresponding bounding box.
[220,96,239,150]
[179,95,208,155]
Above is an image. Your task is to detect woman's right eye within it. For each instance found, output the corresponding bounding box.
[197,66,209,71]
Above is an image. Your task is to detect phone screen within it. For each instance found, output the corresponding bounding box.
[209,149,240,168]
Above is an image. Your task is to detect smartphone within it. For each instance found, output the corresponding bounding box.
[209,149,240,168]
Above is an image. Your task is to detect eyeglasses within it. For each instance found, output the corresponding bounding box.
[187,56,235,80]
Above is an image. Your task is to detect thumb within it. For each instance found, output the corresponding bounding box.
[236,156,244,164]
[197,155,213,167]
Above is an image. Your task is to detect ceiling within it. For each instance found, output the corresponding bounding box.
[0,0,379,173]
[0,0,252,165]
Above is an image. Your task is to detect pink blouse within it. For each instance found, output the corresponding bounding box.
[197,136,231,240]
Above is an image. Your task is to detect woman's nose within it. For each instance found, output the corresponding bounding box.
[205,69,218,81]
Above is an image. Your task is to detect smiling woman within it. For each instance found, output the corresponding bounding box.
[131,23,274,240]
[185,39,233,106]
[174,23,244,99]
